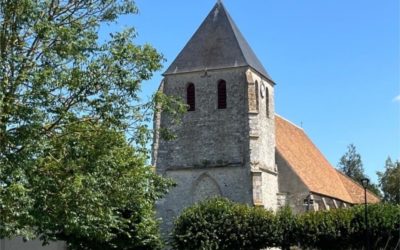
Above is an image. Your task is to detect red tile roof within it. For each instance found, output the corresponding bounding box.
[275,115,380,204]
[336,170,380,204]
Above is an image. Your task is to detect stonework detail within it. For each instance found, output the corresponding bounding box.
[248,81,258,113]
[252,172,263,205]
[154,68,248,172]
[156,167,252,236]
[192,173,222,203]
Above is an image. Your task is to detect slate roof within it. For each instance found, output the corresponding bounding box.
[275,115,380,204]
[164,2,274,82]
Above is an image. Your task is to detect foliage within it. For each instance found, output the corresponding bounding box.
[32,123,175,249]
[172,198,276,250]
[337,144,381,197]
[337,144,365,181]
[297,207,353,249]
[378,157,400,204]
[274,206,299,250]
[0,0,185,248]
[172,198,400,250]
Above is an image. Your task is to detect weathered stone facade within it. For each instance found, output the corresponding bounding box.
[152,2,278,236]
[153,0,380,240]
[155,68,249,171]
[152,66,278,235]
[246,69,277,210]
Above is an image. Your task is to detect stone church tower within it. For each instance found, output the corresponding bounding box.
[152,2,278,234]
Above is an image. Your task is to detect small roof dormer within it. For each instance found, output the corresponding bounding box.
[164,2,274,83]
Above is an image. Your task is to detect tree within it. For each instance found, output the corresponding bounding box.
[0,0,184,248]
[32,123,175,250]
[377,157,400,204]
[338,144,365,181]
[337,144,381,197]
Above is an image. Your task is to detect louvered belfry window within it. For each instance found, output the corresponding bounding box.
[187,83,195,111]
[217,80,227,109]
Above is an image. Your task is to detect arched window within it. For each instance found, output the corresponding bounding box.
[265,87,270,118]
[217,80,227,109]
[187,83,195,111]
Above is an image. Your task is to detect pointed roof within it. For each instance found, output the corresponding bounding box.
[164,2,274,82]
[275,115,380,204]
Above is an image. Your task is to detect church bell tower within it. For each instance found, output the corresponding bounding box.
[152,2,278,234]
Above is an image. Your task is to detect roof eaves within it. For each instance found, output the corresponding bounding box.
[335,169,381,203]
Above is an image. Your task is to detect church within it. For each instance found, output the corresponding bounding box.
[152,2,380,234]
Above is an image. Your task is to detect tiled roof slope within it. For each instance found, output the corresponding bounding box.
[336,170,380,204]
[164,2,273,82]
[275,115,380,204]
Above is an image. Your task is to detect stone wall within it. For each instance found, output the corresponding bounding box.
[276,151,351,213]
[156,166,252,237]
[276,151,312,213]
[154,67,249,172]
[154,67,254,235]
[0,238,66,250]
[246,69,278,211]
[153,66,279,235]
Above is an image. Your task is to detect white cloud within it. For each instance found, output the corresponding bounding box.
[393,95,400,102]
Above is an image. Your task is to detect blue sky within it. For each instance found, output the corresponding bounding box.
[102,0,399,183]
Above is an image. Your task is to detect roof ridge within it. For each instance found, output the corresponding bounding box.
[221,4,274,82]
[163,2,273,81]
[275,114,304,131]
[220,4,246,72]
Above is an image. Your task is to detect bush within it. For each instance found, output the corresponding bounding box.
[172,198,276,250]
[298,204,400,249]
[274,206,300,250]
[172,199,400,250]
[298,207,355,249]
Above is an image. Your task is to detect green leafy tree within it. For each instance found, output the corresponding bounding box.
[337,144,381,197]
[337,144,365,181]
[0,0,184,248]
[377,157,400,204]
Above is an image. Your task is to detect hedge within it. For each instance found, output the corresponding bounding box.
[172,198,400,250]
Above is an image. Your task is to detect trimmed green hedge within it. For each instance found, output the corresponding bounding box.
[171,198,276,250]
[172,198,400,250]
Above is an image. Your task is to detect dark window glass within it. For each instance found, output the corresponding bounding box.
[187,83,195,111]
[217,80,227,109]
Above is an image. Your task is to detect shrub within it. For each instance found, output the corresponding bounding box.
[298,204,400,249]
[274,206,300,250]
[172,198,275,250]
[172,199,400,250]
[350,204,400,249]
[298,207,354,249]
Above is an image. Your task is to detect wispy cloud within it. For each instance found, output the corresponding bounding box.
[393,94,400,102]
